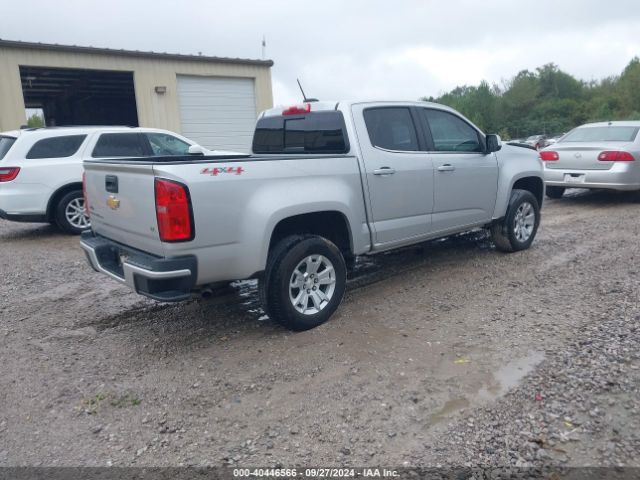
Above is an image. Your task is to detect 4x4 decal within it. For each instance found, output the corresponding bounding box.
[200,166,244,176]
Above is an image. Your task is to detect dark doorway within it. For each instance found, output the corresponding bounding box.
[20,66,138,127]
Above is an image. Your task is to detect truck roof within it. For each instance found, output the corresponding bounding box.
[261,100,460,118]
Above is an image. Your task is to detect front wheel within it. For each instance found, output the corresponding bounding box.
[55,190,90,234]
[545,186,565,199]
[260,235,347,331]
[490,189,540,252]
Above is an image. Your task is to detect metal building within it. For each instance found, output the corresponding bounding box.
[0,39,274,152]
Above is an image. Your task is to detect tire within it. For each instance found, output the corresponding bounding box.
[490,189,540,253]
[545,186,565,199]
[54,190,90,235]
[260,235,347,331]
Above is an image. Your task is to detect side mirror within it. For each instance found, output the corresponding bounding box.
[188,144,205,155]
[486,134,502,153]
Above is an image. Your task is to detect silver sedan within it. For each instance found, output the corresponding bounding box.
[541,121,640,198]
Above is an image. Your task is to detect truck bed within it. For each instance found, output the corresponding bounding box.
[83,153,370,285]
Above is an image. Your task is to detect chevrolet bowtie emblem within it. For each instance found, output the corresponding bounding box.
[106,195,121,210]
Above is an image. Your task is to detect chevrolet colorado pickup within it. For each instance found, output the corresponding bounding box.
[81,101,544,330]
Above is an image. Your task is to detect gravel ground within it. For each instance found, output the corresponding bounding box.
[0,188,639,468]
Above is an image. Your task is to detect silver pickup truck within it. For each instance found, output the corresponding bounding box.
[81,100,544,330]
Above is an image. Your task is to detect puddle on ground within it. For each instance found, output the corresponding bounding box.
[494,350,545,393]
[432,350,545,424]
[429,398,471,424]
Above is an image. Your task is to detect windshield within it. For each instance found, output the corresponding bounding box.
[0,136,16,160]
[561,126,639,143]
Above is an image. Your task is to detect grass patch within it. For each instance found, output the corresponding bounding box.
[81,391,141,413]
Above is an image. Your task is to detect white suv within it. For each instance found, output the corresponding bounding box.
[0,127,235,234]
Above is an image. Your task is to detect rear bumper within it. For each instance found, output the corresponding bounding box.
[0,208,47,223]
[544,164,640,191]
[80,231,197,302]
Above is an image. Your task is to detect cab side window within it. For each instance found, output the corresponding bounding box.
[363,108,419,152]
[421,109,483,153]
[26,135,87,159]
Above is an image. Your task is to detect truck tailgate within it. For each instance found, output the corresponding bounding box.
[84,161,165,257]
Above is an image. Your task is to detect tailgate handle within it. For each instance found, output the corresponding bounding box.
[105,175,119,193]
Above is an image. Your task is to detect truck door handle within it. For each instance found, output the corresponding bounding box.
[105,175,119,193]
[373,167,396,176]
[437,164,456,172]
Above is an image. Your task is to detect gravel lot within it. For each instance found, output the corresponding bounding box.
[1,189,639,468]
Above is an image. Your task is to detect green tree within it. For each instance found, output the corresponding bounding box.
[615,57,640,116]
[26,113,44,128]
[423,58,640,138]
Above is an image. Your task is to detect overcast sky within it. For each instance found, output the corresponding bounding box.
[3,0,640,106]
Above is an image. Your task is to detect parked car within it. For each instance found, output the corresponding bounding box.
[506,140,537,150]
[545,134,565,146]
[0,126,240,233]
[81,100,544,330]
[541,121,640,198]
[524,134,548,150]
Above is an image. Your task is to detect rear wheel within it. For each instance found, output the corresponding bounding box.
[491,189,540,252]
[260,235,347,331]
[546,186,565,199]
[55,190,90,235]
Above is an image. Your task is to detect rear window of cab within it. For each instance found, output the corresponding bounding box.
[252,111,349,154]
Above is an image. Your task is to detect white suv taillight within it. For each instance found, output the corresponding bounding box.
[0,167,20,182]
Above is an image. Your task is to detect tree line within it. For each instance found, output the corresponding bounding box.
[422,58,640,140]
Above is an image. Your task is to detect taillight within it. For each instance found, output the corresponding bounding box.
[540,151,559,161]
[82,172,90,218]
[155,178,193,242]
[282,103,311,116]
[598,151,635,162]
[0,167,20,182]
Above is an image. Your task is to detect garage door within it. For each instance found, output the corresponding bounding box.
[177,75,257,153]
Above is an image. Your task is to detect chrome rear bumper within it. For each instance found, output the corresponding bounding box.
[80,232,197,302]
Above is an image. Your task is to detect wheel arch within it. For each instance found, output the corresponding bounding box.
[494,173,544,219]
[267,210,354,261]
[512,176,544,207]
[46,182,83,222]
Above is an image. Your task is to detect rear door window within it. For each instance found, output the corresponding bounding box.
[0,136,16,160]
[252,111,349,154]
[145,133,191,156]
[363,107,419,151]
[421,109,483,152]
[92,133,148,157]
[26,135,87,159]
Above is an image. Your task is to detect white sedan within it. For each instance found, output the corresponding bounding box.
[541,121,640,198]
